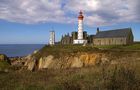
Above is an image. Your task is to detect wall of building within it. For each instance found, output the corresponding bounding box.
[61,35,72,45]
[88,35,94,44]
[83,31,88,40]
[93,38,127,45]
[72,32,78,41]
[126,32,134,44]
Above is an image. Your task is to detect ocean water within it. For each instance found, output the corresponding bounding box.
[0,44,45,57]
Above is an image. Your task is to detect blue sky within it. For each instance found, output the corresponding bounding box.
[0,0,140,44]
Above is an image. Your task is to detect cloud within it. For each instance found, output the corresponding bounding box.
[0,0,139,26]
[64,0,140,26]
[0,0,67,24]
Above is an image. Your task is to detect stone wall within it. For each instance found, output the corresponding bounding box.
[93,38,127,45]
[61,35,72,45]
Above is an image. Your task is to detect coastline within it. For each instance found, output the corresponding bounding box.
[0,44,45,57]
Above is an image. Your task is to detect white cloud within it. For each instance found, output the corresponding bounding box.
[64,0,140,26]
[0,0,139,26]
[0,0,67,24]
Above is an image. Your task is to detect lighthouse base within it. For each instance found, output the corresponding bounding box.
[73,39,87,44]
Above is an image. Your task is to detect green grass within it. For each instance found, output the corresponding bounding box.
[1,44,140,89]
[33,43,140,60]
[34,45,99,59]
[0,61,10,71]
[0,61,140,90]
[122,44,140,50]
[94,43,140,50]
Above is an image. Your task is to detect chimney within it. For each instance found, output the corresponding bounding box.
[96,27,100,34]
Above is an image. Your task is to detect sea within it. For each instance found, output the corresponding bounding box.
[0,44,45,57]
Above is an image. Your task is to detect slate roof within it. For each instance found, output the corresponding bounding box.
[94,28,132,38]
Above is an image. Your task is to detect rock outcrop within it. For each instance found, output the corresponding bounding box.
[24,52,110,71]
[24,50,140,71]
[38,55,54,69]
[0,54,11,64]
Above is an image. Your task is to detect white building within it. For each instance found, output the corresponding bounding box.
[49,31,55,45]
[73,11,87,44]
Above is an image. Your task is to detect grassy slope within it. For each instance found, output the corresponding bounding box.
[34,45,99,59]
[34,43,140,59]
[0,43,140,90]
[94,43,140,50]
[0,61,140,90]
[0,61,10,71]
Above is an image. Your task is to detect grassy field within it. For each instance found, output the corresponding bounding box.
[34,43,140,59]
[0,60,140,90]
[94,43,140,50]
[0,61,10,71]
[34,45,99,59]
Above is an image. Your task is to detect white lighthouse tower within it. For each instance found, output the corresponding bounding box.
[49,31,55,45]
[73,11,87,44]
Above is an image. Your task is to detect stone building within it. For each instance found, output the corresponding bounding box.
[61,31,89,45]
[72,32,78,41]
[88,35,95,44]
[61,34,72,45]
[93,28,134,45]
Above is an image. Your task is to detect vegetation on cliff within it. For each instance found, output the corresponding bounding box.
[0,44,140,89]
[0,61,140,90]
[34,43,140,59]
[95,43,140,50]
[0,54,11,72]
[34,45,99,59]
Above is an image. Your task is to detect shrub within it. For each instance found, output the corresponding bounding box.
[100,65,140,90]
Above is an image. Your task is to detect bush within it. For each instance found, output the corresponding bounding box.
[100,65,140,90]
[0,61,10,71]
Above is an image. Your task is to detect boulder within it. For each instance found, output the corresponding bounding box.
[71,57,83,68]
[33,50,38,54]
[0,54,8,61]
[38,55,54,69]
[0,54,10,64]
[24,57,36,71]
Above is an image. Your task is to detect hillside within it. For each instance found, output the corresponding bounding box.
[33,43,140,59]
[1,56,140,90]
[0,44,140,90]
[22,44,140,70]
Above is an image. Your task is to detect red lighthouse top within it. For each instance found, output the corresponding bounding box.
[78,11,84,20]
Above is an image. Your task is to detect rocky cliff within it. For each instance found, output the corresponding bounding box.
[23,50,140,71]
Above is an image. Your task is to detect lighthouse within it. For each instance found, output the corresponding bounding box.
[73,11,87,44]
[78,11,84,40]
[49,31,55,45]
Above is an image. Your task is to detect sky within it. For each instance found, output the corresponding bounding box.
[0,0,140,44]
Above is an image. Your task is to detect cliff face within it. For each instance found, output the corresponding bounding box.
[24,53,100,70]
[22,51,127,71]
[23,50,140,71]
